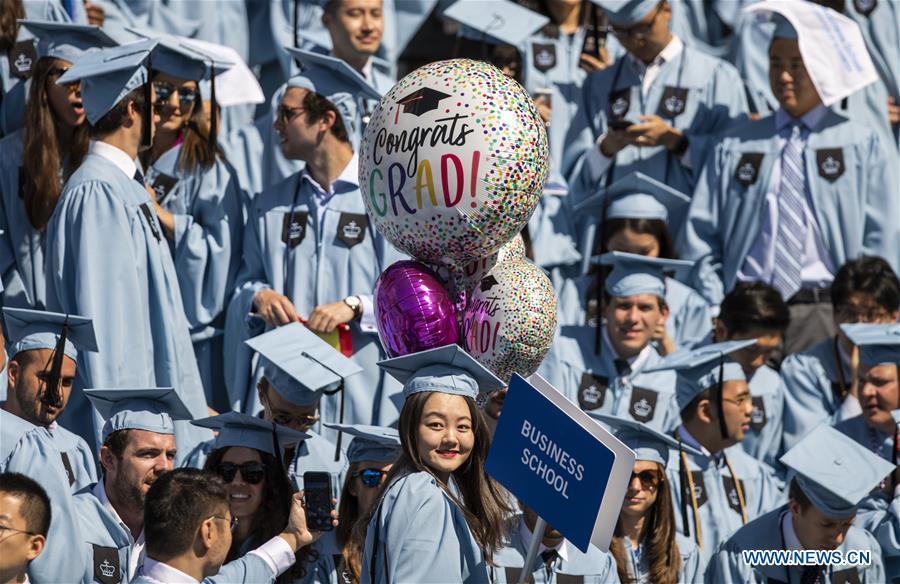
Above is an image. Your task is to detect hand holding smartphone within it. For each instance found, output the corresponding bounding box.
[303,471,336,532]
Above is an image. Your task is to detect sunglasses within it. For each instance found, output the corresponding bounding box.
[216,462,266,485]
[352,468,388,488]
[630,470,662,491]
[153,81,198,113]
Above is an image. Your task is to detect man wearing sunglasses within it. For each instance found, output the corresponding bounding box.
[0,473,50,584]
[565,0,747,238]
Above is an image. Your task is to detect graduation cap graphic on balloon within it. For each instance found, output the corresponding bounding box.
[480,275,499,292]
[394,87,451,123]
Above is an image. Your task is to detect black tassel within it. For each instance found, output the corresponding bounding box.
[717,357,728,440]
[44,317,69,408]
[139,55,153,152]
[208,70,217,150]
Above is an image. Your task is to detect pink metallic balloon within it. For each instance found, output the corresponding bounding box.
[375,260,460,357]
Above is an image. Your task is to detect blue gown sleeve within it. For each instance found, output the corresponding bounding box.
[205,552,277,583]
[678,536,703,584]
[860,132,900,273]
[779,353,834,453]
[702,539,754,584]
[856,491,900,570]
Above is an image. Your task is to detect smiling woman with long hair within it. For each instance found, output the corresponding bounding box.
[359,346,511,583]
[0,20,115,310]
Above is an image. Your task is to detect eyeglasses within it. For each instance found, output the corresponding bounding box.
[276,105,306,123]
[836,306,893,323]
[209,514,238,533]
[629,470,662,491]
[216,461,266,485]
[153,81,199,113]
[610,3,663,39]
[352,468,389,488]
[0,523,38,539]
[721,393,752,408]
[271,412,320,430]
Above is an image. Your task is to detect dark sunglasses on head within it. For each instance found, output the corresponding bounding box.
[352,468,388,488]
[216,461,266,485]
[631,470,661,491]
[153,81,198,112]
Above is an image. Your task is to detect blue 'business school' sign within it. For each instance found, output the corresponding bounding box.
[486,373,635,553]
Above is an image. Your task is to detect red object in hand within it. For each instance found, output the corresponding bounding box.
[299,318,353,357]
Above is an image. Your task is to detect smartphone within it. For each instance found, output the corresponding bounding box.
[533,88,553,108]
[303,472,335,531]
[608,118,633,131]
[581,5,607,59]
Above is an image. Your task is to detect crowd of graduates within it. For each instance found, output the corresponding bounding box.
[0,0,899,582]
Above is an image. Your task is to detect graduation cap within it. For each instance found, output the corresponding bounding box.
[396,87,452,117]
[780,424,895,519]
[245,322,363,461]
[590,0,661,26]
[588,411,702,467]
[594,251,693,299]
[443,0,549,49]
[18,19,118,63]
[3,307,97,408]
[575,172,692,223]
[841,323,900,366]
[379,344,504,400]
[772,14,798,40]
[84,387,193,441]
[192,412,308,458]
[480,275,499,292]
[323,423,401,464]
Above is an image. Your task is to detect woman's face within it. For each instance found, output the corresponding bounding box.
[153,72,199,135]
[620,460,661,519]
[416,393,475,481]
[220,447,266,521]
[348,460,393,517]
[606,226,661,257]
[44,58,84,128]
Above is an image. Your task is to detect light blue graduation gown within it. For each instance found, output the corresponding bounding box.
[94,0,201,43]
[0,130,46,310]
[738,364,785,473]
[704,505,886,583]
[678,110,900,306]
[666,440,786,565]
[296,529,343,584]
[361,471,489,584]
[0,409,86,582]
[48,420,98,492]
[45,152,212,464]
[780,336,852,453]
[73,481,283,584]
[617,531,702,584]
[565,43,748,227]
[146,144,244,409]
[537,323,681,433]
[224,168,405,433]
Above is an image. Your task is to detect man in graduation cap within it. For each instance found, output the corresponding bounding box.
[315,0,393,93]
[224,47,405,430]
[569,171,712,351]
[706,425,890,583]
[188,322,348,491]
[645,340,785,564]
[565,0,748,214]
[831,323,900,577]
[2,307,98,492]
[538,251,684,431]
[44,39,223,463]
[679,11,899,353]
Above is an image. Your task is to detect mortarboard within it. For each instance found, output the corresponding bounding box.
[771,14,798,40]
[590,0,661,26]
[84,387,193,441]
[18,19,118,63]
[246,322,363,407]
[575,172,691,222]
[395,87,452,117]
[841,323,900,366]
[644,339,756,411]
[192,412,308,457]
[3,307,97,408]
[379,344,504,400]
[588,412,702,467]
[323,423,401,464]
[780,425,895,519]
[443,0,549,48]
[595,251,693,299]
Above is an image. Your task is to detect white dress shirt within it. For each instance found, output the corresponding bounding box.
[88,140,138,180]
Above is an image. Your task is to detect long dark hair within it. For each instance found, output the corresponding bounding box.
[203,447,315,582]
[178,92,221,172]
[0,0,24,53]
[22,57,89,230]
[609,462,682,584]
[337,461,366,583]
[357,392,511,560]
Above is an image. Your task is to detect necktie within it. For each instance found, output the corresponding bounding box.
[133,169,146,187]
[800,565,822,584]
[772,123,808,300]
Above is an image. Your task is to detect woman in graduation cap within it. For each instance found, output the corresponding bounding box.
[590,412,702,584]
[359,345,511,583]
[301,423,401,583]
[0,20,116,312]
[194,411,317,583]
[139,36,245,410]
